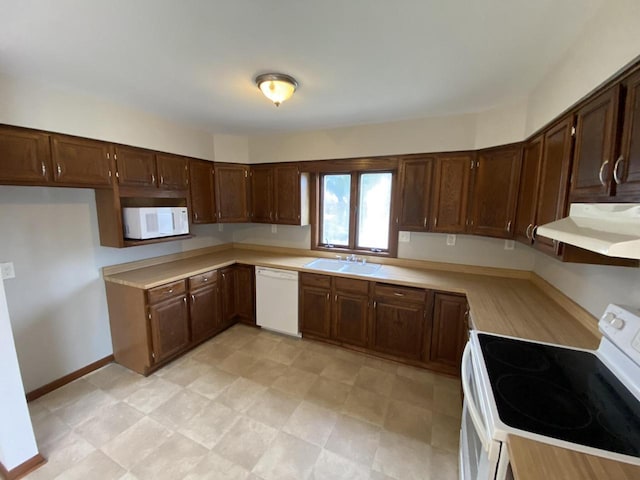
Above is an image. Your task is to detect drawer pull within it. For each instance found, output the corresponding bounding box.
[393,292,405,297]
[168,288,173,293]
[203,277,208,281]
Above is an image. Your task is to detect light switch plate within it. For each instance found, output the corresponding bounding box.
[218,224,224,232]
[446,234,456,246]
[271,225,277,234]
[399,231,411,243]
[0,262,15,280]
[504,240,515,250]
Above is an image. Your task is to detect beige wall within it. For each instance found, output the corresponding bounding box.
[525,0,640,135]
[213,134,250,163]
[0,73,216,160]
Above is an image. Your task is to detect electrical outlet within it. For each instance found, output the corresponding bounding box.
[271,225,277,234]
[399,231,411,243]
[0,262,15,280]
[446,234,456,246]
[504,240,515,250]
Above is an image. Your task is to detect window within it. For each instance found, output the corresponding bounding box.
[317,171,395,255]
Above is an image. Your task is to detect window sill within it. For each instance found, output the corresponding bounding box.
[312,245,396,258]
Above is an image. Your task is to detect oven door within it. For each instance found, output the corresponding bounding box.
[460,342,504,480]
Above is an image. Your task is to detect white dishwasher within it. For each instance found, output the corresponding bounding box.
[255,267,300,337]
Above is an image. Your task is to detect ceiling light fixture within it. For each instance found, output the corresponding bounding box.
[255,73,298,107]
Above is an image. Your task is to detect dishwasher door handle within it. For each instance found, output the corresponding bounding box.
[256,268,298,281]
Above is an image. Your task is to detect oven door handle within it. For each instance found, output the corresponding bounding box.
[461,342,490,450]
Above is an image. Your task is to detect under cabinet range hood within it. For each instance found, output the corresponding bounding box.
[536,204,640,260]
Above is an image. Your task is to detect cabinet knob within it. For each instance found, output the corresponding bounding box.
[203,277,208,281]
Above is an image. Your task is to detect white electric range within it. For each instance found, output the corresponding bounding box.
[459,304,640,480]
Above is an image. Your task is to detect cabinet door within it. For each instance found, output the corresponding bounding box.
[251,166,273,223]
[274,164,301,224]
[149,296,190,364]
[431,154,471,233]
[299,285,332,339]
[534,117,574,256]
[115,145,157,187]
[429,293,467,371]
[469,145,522,238]
[0,126,51,185]
[370,299,424,360]
[51,135,113,187]
[156,153,188,190]
[332,291,369,347]
[396,157,434,231]
[215,164,250,222]
[617,70,640,198]
[235,264,255,325]
[515,136,543,244]
[189,159,216,224]
[570,86,620,200]
[190,284,220,343]
[219,266,237,327]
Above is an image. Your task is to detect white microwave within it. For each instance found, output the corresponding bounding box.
[122,207,189,240]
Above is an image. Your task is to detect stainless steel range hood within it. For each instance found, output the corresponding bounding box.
[536,204,640,260]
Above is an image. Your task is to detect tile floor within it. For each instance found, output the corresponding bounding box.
[23,324,461,480]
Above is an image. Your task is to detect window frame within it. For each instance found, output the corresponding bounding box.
[312,168,398,257]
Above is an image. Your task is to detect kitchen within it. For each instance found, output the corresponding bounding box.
[1,1,640,479]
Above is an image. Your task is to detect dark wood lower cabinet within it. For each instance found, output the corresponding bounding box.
[220,266,238,327]
[299,274,466,376]
[429,292,468,373]
[148,295,190,364]
[299,274,332,338]
[333,287,369,348]
[235,265,255,325]
[189,284,220,343]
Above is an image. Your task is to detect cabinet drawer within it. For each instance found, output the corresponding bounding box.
[300,272,331,289]
[374,283,426,304]
[334,277,369,295]
[147,280,186,304]
[189,270,217,291]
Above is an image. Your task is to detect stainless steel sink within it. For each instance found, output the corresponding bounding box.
[303,258,382,276]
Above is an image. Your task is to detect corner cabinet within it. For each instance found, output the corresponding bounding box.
[469,144,522,238]
[215,163,251,222]
[104,265,250,375]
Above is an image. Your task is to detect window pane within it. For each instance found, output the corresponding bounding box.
[357,172,392,250]
[322,174,351,246]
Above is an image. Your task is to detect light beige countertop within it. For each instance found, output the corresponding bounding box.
[103,244,600,349]
[104,244,629,477]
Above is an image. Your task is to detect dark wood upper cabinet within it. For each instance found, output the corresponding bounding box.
[469,145,522,238]
[534,116,574,256]
[156,154,188,190]
[429,292,467,372]
[189,159,216,224]
[396,157,434,231]
[616,70,640,199]
[332,278,369,348]
[299,273,332,339]
[251,166,273,223]
[431,154,472,233]
[570,86,621,200]
[115,145,157,187]
[215,164,250,222]
[274,164,304,224]
[0,126,52,185]
[515,135,544,245]
[51,135,113,187]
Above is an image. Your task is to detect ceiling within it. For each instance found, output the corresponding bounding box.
[1,0,605,134]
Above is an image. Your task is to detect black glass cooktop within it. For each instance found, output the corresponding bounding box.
[478,333,640,458]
